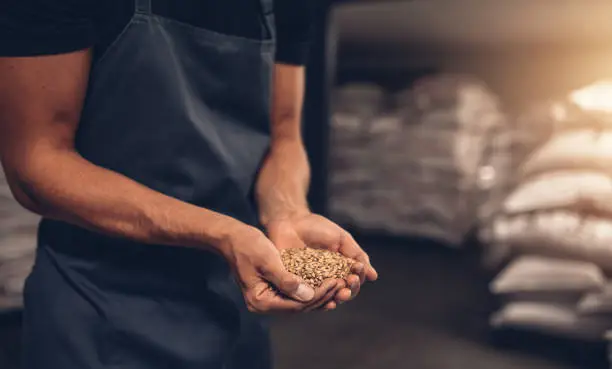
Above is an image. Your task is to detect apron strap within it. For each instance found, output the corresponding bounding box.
[260,0,275,41]
[135,0,152,15]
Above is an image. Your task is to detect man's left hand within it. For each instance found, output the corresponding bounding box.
[265,212,378,310]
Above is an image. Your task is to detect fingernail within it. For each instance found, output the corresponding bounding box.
[295,284,315,302]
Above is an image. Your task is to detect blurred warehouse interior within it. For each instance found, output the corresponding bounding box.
[5,1,612,368]
[335,0,612,110]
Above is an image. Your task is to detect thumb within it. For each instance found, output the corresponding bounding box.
[261,260,315,302]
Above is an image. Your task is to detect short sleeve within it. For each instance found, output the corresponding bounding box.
[0,0,95,57]
[274,0,320,65]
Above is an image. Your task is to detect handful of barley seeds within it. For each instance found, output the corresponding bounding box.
[280,247,355,289]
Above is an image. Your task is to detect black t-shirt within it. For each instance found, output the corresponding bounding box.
[0,0,319,65]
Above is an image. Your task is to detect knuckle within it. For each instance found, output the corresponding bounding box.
[341,229,354,241]
[243,228,266,245]
[246,289,264,305]
[281,275,298,287]
[246,300,259,313]
[249,298,270,313]
[253,292,266,304]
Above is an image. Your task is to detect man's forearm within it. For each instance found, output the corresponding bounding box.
[257,63,311,225]
[6,148,242,253]
[256,138,311,226]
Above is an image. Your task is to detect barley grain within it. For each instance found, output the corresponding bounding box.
[280,248,355,288]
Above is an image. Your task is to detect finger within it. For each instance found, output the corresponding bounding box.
[247,282,302,313]
[334,288,352,304]
[346,274,361,300]
[351,262,366,285]
[248,280,323,314]
[317,279,348,311]
[270,279,339,313]
[259,259,315,303]
[340,232,378,281]
[366,268,378,282]
[323,301,337,311]
[304,279,342,312]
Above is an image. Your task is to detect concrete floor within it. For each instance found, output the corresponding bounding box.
[0,234,608,369]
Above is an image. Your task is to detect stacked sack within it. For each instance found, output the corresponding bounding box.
[329,83,387,231]
[329,75,508,246]
[482,81,612,341]
[0,168,38,311]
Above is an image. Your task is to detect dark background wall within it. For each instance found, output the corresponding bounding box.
[334,0,612,111]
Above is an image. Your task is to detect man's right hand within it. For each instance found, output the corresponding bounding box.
[220,225,345,314]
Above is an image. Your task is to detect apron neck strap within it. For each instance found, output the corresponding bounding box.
[259,0,275,40]
[135,0,152,15]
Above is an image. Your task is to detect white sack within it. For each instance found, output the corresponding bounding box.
[0,260,33,296]
[570,81,612,115]
[395,74,501,131]
[329,75,506,246]
[503,171,612,215]
[491,302,610,340]
[333,83,386,116]
[491,256,605,295]
[517,99,612,139]
[0,235,36,263]
[334,83,385,105]
[489,211,612,270]
[577,283,612,315]
[0,167,38,310]
[520,130,612,178]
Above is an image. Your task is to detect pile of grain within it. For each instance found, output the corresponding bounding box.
[280,248,355,288]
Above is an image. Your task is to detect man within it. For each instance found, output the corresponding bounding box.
[0,1,378,368]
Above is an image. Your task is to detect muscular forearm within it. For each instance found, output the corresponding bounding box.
[256,64,311,225]
[256,137,311,226]
[6,148,241,253]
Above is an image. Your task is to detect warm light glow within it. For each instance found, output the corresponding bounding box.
[570,81,612,112]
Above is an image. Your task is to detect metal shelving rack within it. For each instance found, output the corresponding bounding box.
[302,1,336,216]
[302,0,408,216]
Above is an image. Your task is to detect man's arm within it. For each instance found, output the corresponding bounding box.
[0,51,241,251]
[0,51,339,310]
[258,0,324,224]
[257,63,377,309]
[257,0,320,224]
[256,64,311,225]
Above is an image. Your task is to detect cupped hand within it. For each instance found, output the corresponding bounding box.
[265,212,378,310]
[221,225,345,314]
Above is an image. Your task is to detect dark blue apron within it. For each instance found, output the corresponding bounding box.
[21,0,275,368]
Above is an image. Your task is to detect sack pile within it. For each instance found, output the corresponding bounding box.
[490,256,611,341]
[329,75,508,246]
[482,81,612,340]
[0,168,38,310]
